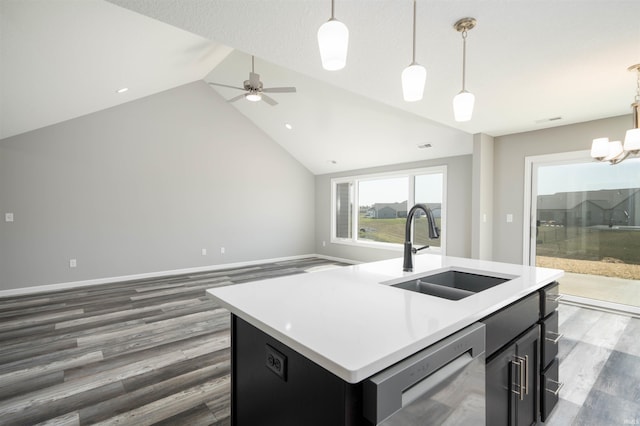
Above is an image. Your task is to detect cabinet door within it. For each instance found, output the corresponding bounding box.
[514,326,540,426]
[486,326,540,426]
[486,342,517,426]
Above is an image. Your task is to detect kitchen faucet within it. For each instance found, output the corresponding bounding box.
[403,203,440,272]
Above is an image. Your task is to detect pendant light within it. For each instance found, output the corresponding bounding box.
[317,0,349,71]
[453,17,476,122]
[401,0,426,102]
[590,64,640,164]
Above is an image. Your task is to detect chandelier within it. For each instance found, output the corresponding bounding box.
[590,64,640,164]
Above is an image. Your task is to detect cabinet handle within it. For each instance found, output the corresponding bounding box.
[545,331,563,344]
[546,294,563,303]
[511,360,524,401]
[516,355,529,396]
[546,379,564,396]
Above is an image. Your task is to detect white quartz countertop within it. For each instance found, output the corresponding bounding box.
[206,254,563,383]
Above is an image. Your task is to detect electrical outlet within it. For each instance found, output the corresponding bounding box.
[220,247,225,254]
[69,259,77,268]
[506,214,514,223]
[322,241,326,247]
[265,344,287,381]
[5,213,14,222]
[201,248,207,256]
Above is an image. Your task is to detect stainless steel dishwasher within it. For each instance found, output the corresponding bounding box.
[363,323,486,425]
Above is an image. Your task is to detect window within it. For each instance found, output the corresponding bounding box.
[331,167,446,252]
[526,153,640,310]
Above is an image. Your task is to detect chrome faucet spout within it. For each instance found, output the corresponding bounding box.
[403,203,440,272]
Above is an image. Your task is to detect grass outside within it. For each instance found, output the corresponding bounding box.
[536,226,640,264]
[536,225,640,280]
[357,216,441,247]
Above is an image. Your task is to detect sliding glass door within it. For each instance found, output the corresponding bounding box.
[528,153,640,310]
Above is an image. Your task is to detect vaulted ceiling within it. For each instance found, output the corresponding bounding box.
[2,0,639,174]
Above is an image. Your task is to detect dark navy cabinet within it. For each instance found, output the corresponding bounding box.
[482,293,540,426]
[482,281,561,425]
[539,282,562,421]
[231,315,369,426]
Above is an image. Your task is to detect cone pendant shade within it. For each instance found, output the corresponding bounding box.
[402,63,427,102]
[453,90,475,122]
[318,0,348,71]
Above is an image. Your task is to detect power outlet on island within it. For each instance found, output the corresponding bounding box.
[265,344,287,381]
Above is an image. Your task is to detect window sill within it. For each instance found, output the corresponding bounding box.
[330,238,442,254]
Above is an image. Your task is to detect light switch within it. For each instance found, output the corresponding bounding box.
[506,214,514,223]
[5,213,14,222]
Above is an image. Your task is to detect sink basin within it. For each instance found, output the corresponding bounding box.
[391,269,517,300]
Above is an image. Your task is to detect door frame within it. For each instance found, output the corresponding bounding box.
[523,150,591,265]
[523,150,640,316]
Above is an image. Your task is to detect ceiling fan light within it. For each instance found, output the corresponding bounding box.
[590,137,610,159]
[623,128,640,152]
[453,90,475,122]
[245,92,261,102]
[317,19,349,71]
[401,63,426,102]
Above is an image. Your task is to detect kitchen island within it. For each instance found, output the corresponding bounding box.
[207,254,563,425]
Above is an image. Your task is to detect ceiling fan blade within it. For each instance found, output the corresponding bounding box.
[208,82,245,91]
[227,94,246,103]
[263,87,297,93]
[261,94,278,106]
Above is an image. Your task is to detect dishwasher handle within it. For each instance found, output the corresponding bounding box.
[363,323,485,425]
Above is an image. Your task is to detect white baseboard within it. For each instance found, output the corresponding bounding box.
[315,254,360,265]
[0,254,358,299]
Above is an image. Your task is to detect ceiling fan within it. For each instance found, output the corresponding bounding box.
[207,56,296,106]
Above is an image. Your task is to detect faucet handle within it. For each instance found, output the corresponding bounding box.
[411,245,430,254]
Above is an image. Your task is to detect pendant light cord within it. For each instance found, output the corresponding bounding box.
[411,0,417,64]
[635,67,640,103]
[331,0,335,20]
[461,28,468,91]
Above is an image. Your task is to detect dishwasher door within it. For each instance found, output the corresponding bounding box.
[363,323,485,426]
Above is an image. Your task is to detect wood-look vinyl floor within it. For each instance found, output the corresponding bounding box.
[545,303,640,425]
[0,258,349,426]
[3,259,638,426]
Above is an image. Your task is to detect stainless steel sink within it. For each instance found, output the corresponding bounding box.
[391,269,517,300]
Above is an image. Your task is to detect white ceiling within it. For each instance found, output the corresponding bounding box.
[2,0,639,175]
[0,0,231,140]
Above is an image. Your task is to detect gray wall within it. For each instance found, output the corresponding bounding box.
[0,81,315,290]
[492,114,631,264]
[314,155,473,262]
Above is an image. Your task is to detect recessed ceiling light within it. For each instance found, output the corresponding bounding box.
[116,87,129,94]
[285,123,293,130]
